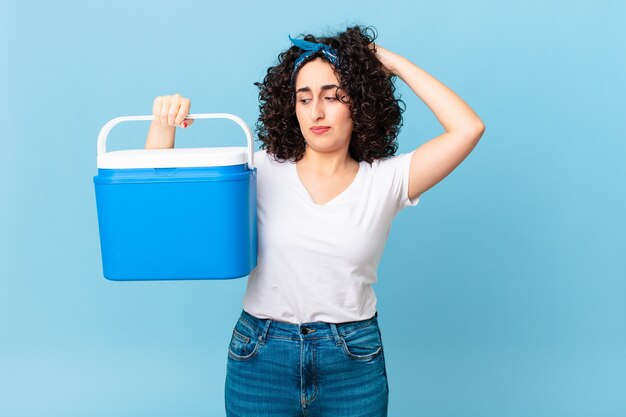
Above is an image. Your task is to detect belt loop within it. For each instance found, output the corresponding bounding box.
[329,323,342,346]
[259,318,271,345]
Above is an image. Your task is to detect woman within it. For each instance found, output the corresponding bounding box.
[145,26,484,417]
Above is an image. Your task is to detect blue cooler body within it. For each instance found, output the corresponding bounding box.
[93,114,257,281]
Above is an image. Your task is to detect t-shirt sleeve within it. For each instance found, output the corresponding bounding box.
[379,150,420,213]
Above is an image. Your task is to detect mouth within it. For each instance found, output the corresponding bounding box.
[310,126,331,135]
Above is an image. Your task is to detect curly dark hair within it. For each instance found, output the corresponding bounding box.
[254,25,405,164]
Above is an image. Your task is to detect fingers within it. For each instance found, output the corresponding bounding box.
[159,97,169,126]
[174,97,191,126]
[152,97,162,124]
[152,93,192,128]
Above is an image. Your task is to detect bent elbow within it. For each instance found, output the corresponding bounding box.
[471,122,485,141]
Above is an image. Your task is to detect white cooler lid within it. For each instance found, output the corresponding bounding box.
[97,146,248,169]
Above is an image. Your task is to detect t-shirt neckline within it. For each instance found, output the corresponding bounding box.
[293,160,363,207]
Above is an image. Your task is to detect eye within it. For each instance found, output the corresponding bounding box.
[325,96,337,101]
[298,98,311,104]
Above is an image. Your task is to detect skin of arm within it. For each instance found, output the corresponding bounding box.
[145,122,176,149]
[373,45,485,200]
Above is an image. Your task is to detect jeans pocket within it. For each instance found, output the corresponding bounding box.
[228,319,261,361]
[340,322,383,361]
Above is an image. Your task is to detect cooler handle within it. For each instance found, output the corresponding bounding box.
[97,113,255,170]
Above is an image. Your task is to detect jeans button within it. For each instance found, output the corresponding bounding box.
[301,327,314,335]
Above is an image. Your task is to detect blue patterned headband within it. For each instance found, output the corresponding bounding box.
[289,35,339,75]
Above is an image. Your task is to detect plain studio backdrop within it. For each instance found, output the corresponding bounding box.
[1,1,624,416]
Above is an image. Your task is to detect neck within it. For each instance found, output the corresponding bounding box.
[300,147,355,176]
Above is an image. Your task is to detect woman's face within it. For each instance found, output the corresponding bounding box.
[294,58,353,155]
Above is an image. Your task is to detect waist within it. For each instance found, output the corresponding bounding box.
[238,309,379,341]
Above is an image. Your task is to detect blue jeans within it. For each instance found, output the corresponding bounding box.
[225,310,389,417]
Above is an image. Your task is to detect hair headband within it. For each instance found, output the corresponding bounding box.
[289,35,339,75]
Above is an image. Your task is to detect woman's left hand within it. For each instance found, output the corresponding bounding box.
[369,43,401,76]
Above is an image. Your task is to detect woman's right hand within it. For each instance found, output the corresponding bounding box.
[152,93,194,128]
[145,93,193,149]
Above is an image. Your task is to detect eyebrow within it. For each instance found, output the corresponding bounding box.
[295,84,340,94]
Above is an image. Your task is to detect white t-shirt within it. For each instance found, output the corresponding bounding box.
[242,148,420,324]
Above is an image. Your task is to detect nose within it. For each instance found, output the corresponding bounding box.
[310,98,324,121]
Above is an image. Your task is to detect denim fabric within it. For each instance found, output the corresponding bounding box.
[225,310,389,417]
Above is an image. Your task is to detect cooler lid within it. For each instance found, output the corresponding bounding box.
[97,146,248,169]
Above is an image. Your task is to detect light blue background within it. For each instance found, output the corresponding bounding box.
[1,1,625,416]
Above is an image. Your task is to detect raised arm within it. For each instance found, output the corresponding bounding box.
[373,45,485,200]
